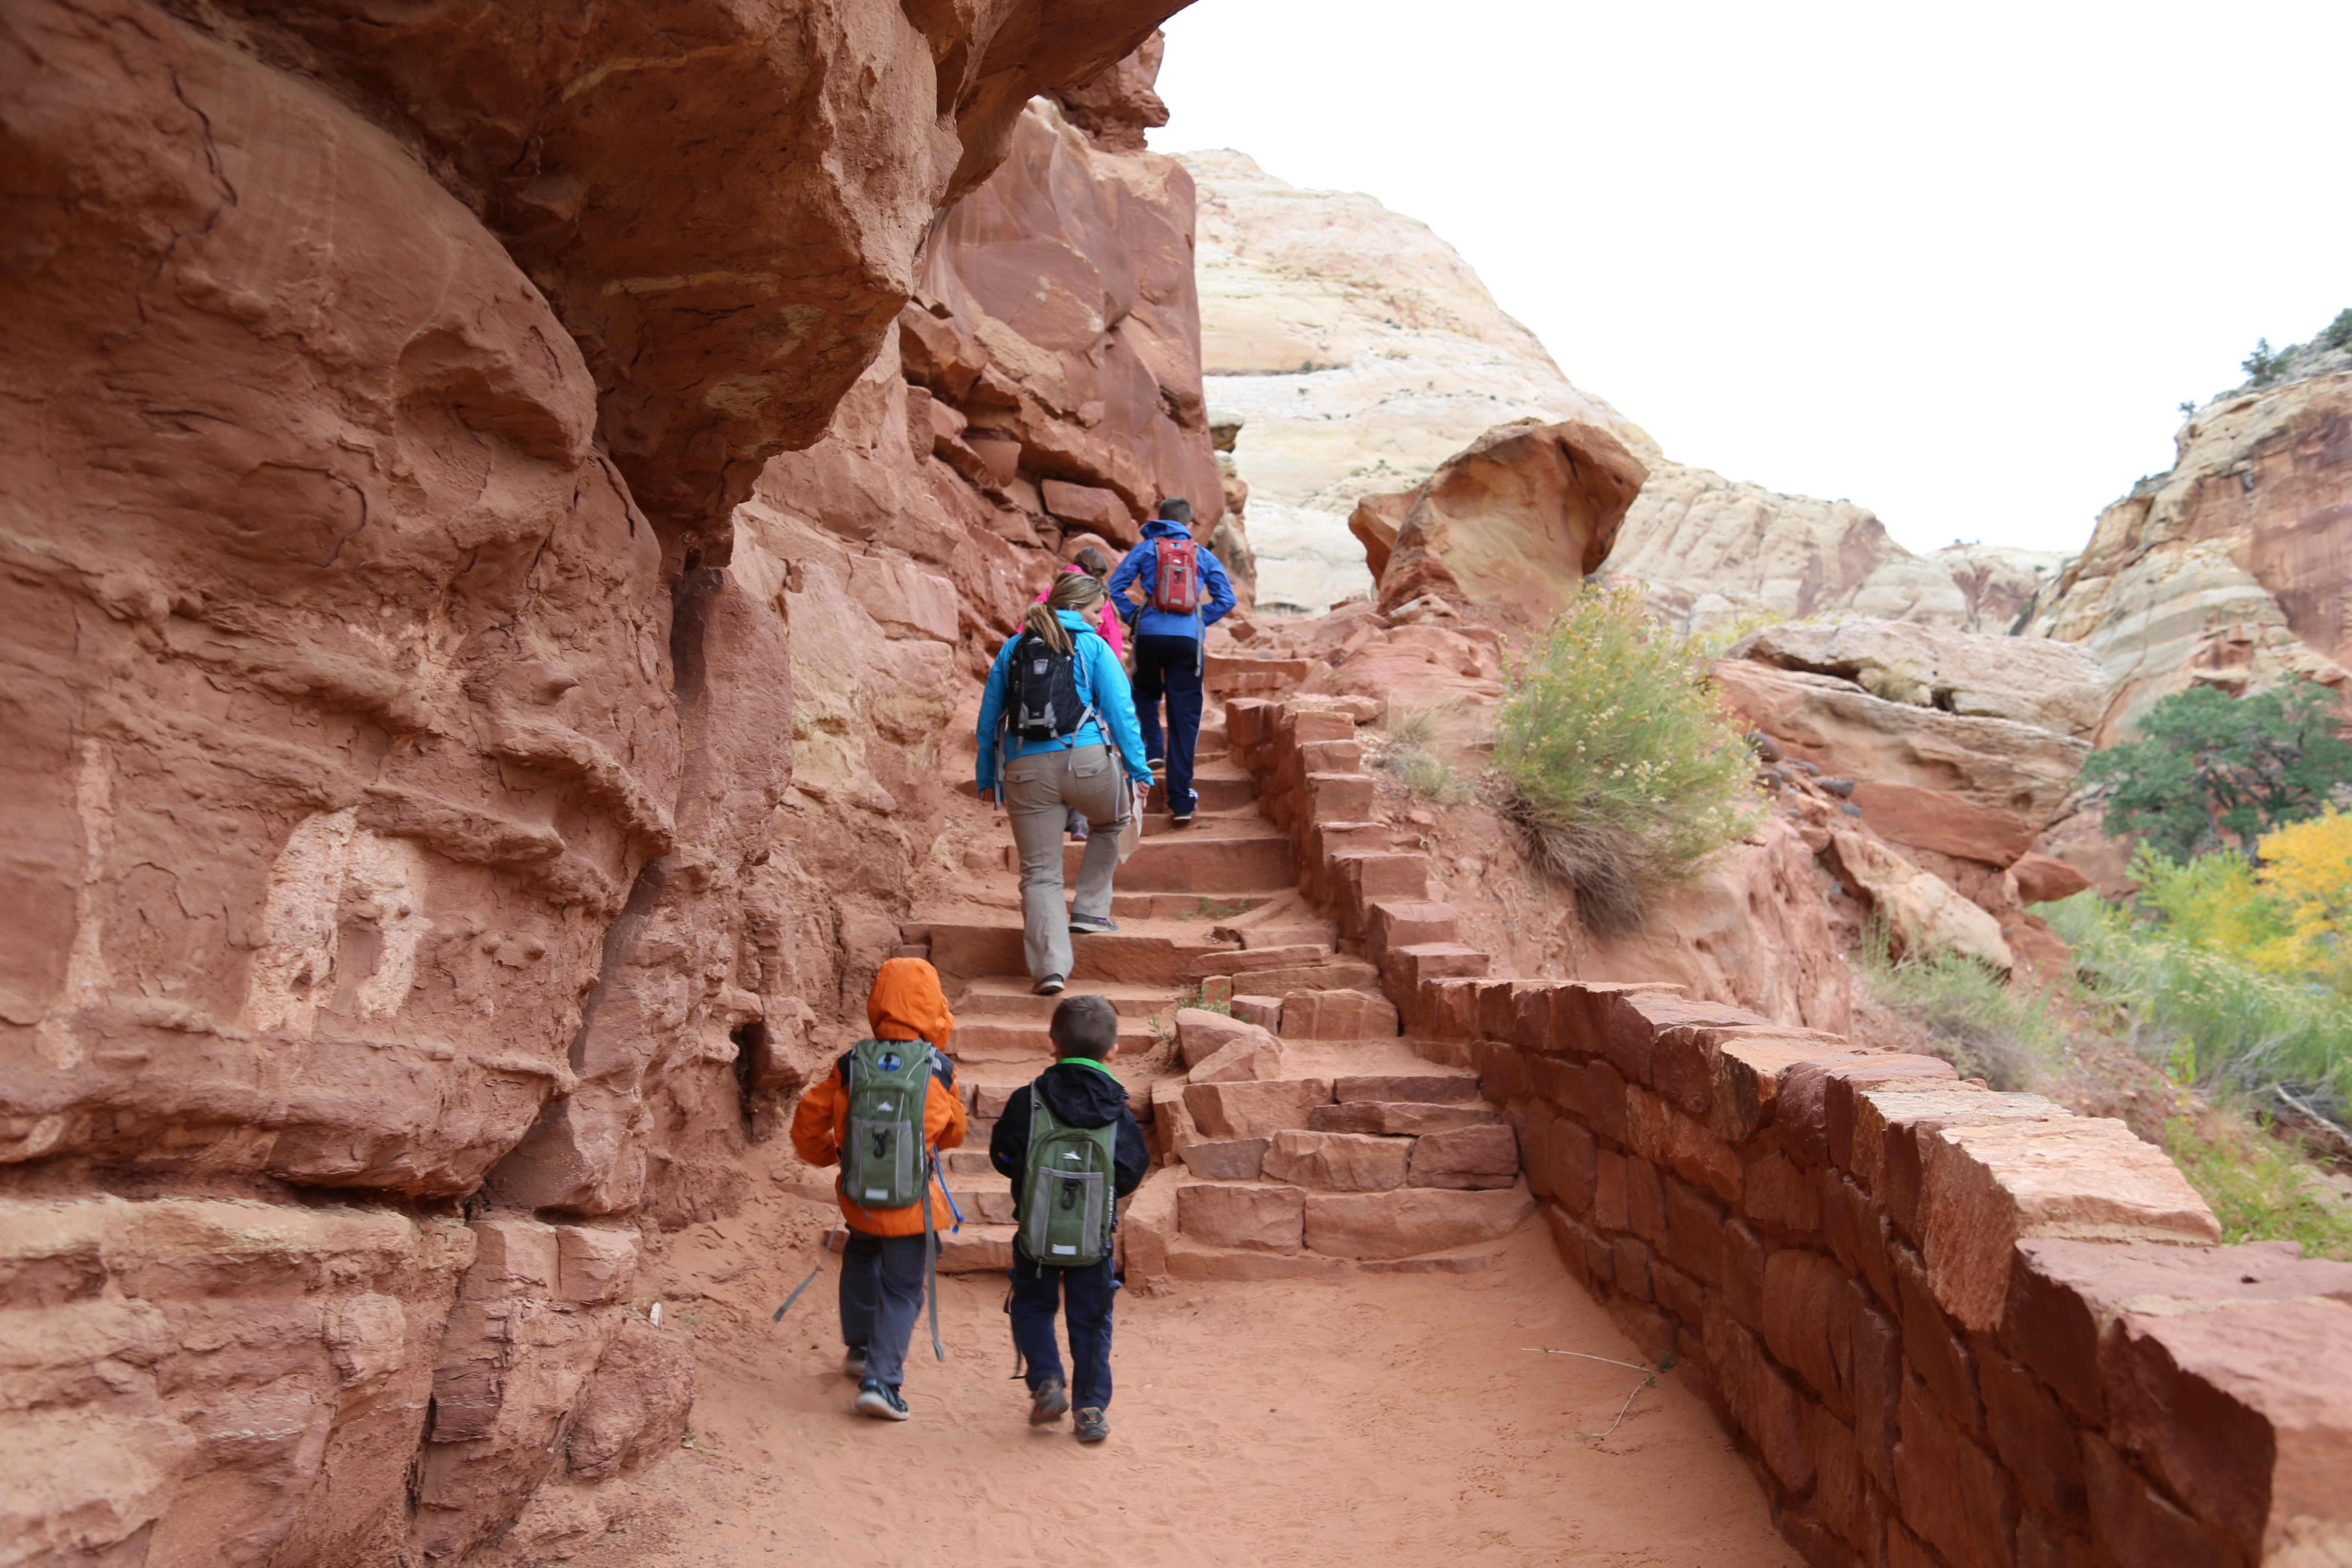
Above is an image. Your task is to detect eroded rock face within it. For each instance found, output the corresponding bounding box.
[1733,619,2108,738]
[1714,660,2090,869]
[1354,419,1650,622]
[0,3,1193,1560]
[2025,368,2352,740]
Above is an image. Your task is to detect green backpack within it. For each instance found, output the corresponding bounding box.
[839,1038,937,1211]
[1018,1085,1121,1267]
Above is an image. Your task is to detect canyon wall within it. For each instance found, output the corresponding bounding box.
[0,4,1194,1561]
[2024,366,2352,743]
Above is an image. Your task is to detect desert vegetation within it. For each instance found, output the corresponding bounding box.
[1491,586,1761,935]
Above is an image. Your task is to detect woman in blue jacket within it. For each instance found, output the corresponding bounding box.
[976,572,1155,995]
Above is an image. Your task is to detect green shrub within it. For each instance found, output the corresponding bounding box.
[1492,586,1762,934]
[2320,307,2352,353]
[1853,919,2058,1090]
[2243,336,2287,386]
[2080,679,2352,861]
[2164,1118,2352,1261]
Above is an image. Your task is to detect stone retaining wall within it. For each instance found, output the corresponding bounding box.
[1227,695,2352,1568]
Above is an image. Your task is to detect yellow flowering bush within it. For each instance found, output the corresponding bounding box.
[1493,586,1762,934]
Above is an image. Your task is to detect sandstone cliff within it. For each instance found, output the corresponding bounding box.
[0,5,1191,1561]
[2023,363,2352,742]
[1177,150,1650,612]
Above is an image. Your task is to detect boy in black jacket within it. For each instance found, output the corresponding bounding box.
[990,993,1150,1443]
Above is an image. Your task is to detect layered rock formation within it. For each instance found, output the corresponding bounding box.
[1609,466,2070,636]
[1177,151,1649,612]
[2024,365,2352,741]
[0,3,1190,1560]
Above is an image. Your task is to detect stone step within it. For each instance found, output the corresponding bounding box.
[1218,959,1381,997]
[955,978,1180,1020]
[938,1224,1016,1274]
[1142,772,1256,813]
[948,1016,1156,1063]
[927,921,1235,987]
[941,1148,995,1175]
[1065,826,1292,892]
[1113,891,1287,921]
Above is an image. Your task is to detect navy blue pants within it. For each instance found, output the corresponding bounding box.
[1008,1250,1116,1410]
[839,1231,928,1390]
[1132,633,1204,816]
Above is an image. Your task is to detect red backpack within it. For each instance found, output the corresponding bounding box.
[1148,538,1202,615]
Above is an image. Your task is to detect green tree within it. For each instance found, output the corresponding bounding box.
[2085,680,2352,861]
[2320,308,2352,353]
[2243,337,2286,386]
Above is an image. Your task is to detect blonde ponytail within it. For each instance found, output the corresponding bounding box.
[1023,571,1106,655]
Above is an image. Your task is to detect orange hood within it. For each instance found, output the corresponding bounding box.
[867,956,954,1049]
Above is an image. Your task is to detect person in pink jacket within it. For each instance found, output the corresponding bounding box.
[1035,547,1124,657]
[1034,547,1124,841]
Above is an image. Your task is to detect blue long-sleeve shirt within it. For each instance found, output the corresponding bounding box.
[975,609,1152,792]
[1105,518,1237,641]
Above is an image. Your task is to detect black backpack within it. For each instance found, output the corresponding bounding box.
[1006,629,1097,743]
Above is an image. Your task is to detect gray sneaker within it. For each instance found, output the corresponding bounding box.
[1068,914,1119,936]
[1074,1406,1109,1443]
[855,1380,910,1421]
[842,1346,867,1379]
[1033,974,1066,996]
[1029,1378,1070,1425]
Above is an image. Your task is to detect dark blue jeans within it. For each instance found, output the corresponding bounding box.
[839,1231,928,1390]
[1132,633,1204,816]
[1008,1250,1117,1409]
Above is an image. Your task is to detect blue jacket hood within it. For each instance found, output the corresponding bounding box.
[1142,516,1192,541]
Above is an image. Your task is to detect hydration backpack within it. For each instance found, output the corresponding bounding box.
[1147,538,1202,615]
[1017,1087,1120,1267]
[1005,629,1097,743]
[839,1038,938,1211]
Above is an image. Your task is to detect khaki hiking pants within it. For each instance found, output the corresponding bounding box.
[1004,743,1127,982]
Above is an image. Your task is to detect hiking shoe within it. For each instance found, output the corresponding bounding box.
[1028,1378,1071,1425]
[1169,809,1195,827]
[1034,974,1066,996]
[1068,914,1119,936]
[855,1380,910,1421]
[1148,757,1167,782]
[1074,1406,1109,1444]
[1068,820,1090,842]
[842,1346,868,1379]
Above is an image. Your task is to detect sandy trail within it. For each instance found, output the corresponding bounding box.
[585,1158,1795,1568]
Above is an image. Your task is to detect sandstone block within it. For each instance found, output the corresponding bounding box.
[1652,1256,1707,1334]
[1744,1150,1822,1231]
[1364,899,1463,955]
[1176,1182,1305,1253]
[1120,1167,1181,1279]
[1519,1108,1595,1212]
[1625,1156,1666,1244]
[1977,1341,2086,1529]
[1588,989,1764,1088]
[1175,1007,1277,1069]
[1188,1034,1287,1084]
[1660,1178,1727,1286]
[1918,1117,2222,1331]
[1148,1078,1201,1164]
[1778,1053,1957,1169]
[1329,1077,1467,1108]
[1894,1377,2020,1568]
[565,1316,694,1482]
[2010,852,2092,904]
[1614,1234,1653,1301]
[1723,1220,1767,1332]
[1763,1246,1858,1418]
[554,1225,638,1306]
[1308,1101,1495,1136]
[1893,1243,1983,1430]
[1176,1139,1269,1181]
[1183,1078,1332,1140]
[1230,994,1281,1029]
[1855,1087,2064,1235]
[1552,1057,1632,1146]
[1303,1185,1533,1259]
[1378,943,1488,1000]
[2107,1296,2352,1557]
[1304,772,1377,823]
[1278,989,1399,1040]
[1713,1037,1873,1143]
[1625,1085,1743,1205]
[1262,1130,1411,1192]
[1165,1239,1359,1283]
[1407,1123,1519,1189]
[1592,1149,1628,1231]
[2080,1431,2243,1568]
[1420,977,1482,1039]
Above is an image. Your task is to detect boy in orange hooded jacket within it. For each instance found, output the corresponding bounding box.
[790,958,968,1420]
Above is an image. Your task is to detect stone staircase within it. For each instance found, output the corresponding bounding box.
[899,711,1536,1280]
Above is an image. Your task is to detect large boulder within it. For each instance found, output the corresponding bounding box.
[1354,419,1650,621]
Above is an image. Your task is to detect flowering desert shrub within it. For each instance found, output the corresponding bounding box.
[1492,586,1761,934]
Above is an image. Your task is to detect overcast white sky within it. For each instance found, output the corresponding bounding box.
[1155,0,2352,557]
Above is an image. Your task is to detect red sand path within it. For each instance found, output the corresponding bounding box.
[578,1165,1796,1568]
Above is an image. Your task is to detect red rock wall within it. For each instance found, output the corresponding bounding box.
[0,3,1191,1561]
[1227,693,2352,1568]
